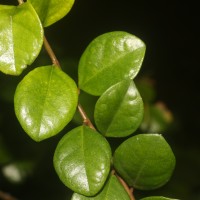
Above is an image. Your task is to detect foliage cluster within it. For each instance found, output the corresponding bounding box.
[0,1,177,199]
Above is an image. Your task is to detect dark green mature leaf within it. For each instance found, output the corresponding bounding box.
[53,126,112,196]
[113,134,176,190]
[0,2,43,75]
[94,80,143,137]
[14,65,78,142]
[140,197,179,200]
[71,175,130,200]
[28,0,75,27]
[78,31,146,96]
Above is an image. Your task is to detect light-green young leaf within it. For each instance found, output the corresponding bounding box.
[0,2,43,75]
[54,126,112,196]
[94,80,144,137]
[71,175,130,200]
[28,0,75,27]
[14,65,78,142]
[113,134,176,190]
[78,31,146,96]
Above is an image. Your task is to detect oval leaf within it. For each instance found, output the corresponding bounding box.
[28,0,75,27]
[113,134,176,190]
[53,126,112,196]
[14,65,78,142]
[71,175,130,200]
[0,2,43,75]
[94,80,144,137]
[78,31,146,96]
[140,197,178,200]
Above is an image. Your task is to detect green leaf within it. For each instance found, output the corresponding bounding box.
[0,2,43,75]
[94,80,143,137]
[28,0,75,27]
[71,175,130,200]
[140,197,179,200]
[113,134,176,190]
[78,31,146,96]
[54,126,111,196]
[14,65,78,142]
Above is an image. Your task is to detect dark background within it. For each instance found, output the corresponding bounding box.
[0,0,200,199]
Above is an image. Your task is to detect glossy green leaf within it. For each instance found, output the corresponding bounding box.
[14,65,78,142]
[140,197,179,200]
[78,31,146,96]
[113,134,176,190]
[71,175,130,200]
[53,126,112,196]
[0,2,43,75]
[94,80,144,137]
[28,0,75,27]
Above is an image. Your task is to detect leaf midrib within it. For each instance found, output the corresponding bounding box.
[38,67,54,136]
[103,82,130,134]
[80,48,143,87]
[80,127,90,192]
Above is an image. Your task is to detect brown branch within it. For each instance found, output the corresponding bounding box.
[43,35,96,130]
[114,173,135,200]
[16,0,136,199]
[43,36,61,68]
[42,24,134,200]
[77,104,96,130]
[0,191,18,200]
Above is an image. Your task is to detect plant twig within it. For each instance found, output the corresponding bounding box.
[43,36,95,129]
[0,191,18,200]
[43,31,135,200]
[116,174,135,200]
[43,36,61,68]
[77,104,96,130]
[114,172,135,200]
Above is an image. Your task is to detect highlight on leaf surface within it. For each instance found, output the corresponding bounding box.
[140,197,179,200]
[14,65,78,142]
[53,126,112,196]
[28,0,75,27]
[113,134,176,190]
[94,79,144,137]
[78,31,146,96]
[71,175,130,200]
[0,2,43,75]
